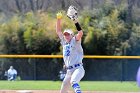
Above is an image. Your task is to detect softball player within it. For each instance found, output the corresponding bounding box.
[56,6,85,93]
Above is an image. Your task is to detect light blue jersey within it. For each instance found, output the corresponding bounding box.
[60,36,83,67]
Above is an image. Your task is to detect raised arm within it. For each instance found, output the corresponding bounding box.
[74,20,83,41]
[66,6,83,41]
[56,12,63,38]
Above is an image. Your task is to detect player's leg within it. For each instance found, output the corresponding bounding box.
[70,66,85,93]
[60,70,71,93]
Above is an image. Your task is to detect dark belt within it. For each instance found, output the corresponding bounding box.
[67,63,81,69]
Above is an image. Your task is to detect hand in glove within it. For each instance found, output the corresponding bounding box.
[67,5,78,21]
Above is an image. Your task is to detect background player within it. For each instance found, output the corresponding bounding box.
[56,6,85,93]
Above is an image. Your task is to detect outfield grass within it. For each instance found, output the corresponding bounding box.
[0,81,139,92]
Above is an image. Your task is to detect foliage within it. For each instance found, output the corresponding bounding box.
[80,2,131,55]
[128,24,140,55]
[0,1,139,55]
[0,12,61,54]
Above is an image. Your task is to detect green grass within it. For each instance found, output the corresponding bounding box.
[80,81,140,92]
[0,81,139,92]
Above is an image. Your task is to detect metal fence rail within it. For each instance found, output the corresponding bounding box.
[0,55,140,59]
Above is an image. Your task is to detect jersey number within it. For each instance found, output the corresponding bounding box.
[65,50,70,56]
[64,46,70,56]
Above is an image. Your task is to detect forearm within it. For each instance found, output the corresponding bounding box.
[75,21,82,32]
[56,19,62,34]
[75,20,83,40]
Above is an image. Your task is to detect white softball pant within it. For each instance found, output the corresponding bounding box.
[60,66,85,93]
